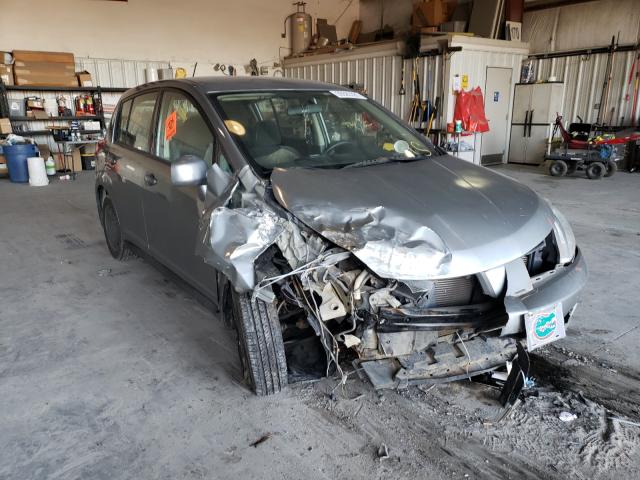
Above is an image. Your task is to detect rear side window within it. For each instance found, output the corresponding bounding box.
[114,99,132,144]
[154,91,215,164]
[117,92,158,152]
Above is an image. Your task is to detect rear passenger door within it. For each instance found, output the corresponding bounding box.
[107,92,159,248]
[142,89,219,298]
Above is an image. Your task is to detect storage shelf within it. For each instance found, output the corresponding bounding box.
[10,115,101,122]
[4,85,129,93]
[11,129,102,136]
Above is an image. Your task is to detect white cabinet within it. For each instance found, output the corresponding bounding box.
[509,82,564,165]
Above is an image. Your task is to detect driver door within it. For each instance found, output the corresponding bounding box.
[142,89,219,298]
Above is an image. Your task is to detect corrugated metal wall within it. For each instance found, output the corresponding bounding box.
[284,38,528,165]
[530,50,639,126]
[284,52,444,127]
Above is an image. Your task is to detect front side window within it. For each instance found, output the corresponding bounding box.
[155,91,215,164]
[119,92,158,152]
[212,91,438,172]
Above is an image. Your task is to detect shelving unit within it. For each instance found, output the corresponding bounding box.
[0,81,129,138]
[4,85,128,93]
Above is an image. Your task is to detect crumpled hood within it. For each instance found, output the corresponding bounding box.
[271,155,555,280]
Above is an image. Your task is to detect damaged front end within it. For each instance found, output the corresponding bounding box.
[196,163,586,392]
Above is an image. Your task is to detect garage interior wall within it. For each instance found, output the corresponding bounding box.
[523,0,640,125]
[0,0,359,77]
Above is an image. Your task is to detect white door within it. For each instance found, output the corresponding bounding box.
[481,67,512,165]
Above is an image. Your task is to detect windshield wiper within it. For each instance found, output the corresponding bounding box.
[342,155,429,169]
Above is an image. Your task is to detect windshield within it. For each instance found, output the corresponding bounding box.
[211,90,438,171]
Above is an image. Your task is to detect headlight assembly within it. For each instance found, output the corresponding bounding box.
[550,204,576,264]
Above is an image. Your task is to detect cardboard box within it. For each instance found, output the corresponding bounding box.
[77,70,93,87]
[53,149,82,173]
[0,64,13,85]
[412,0,456,28]
[0,118,12,134]
[12,50,75,64]
[70,147,83,172]
[37,144,52,160]
[12,50,77,87]
[82,120,101,131]
[13,62,77,87]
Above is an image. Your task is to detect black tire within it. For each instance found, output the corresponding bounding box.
[586,161,605,180]
[604,160,617,177]
[549,160,568,177]
[566,161,578,175]
[232,290,287,396]
[102,198,133,260]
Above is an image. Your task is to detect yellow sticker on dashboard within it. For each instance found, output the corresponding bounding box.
[224,119,246,136]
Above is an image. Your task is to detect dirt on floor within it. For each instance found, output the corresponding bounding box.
[286,344,640,480]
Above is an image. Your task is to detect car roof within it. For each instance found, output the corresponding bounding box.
[128,76,348,95]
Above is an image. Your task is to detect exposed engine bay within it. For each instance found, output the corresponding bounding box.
[194,164,584,391]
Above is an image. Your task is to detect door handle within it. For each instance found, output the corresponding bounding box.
[144,173,158,186]
[528,109,535,137]
[524,110,530,136]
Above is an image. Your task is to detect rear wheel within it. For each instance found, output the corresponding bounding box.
[102,198,133,260]
[604,160,617,177]
[549,160,568,177]
[232,290,287,396]
[586,161,605,180]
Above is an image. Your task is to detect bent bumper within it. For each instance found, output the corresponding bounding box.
[502,247,587,335]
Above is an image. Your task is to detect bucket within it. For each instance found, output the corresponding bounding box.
[158,68,174,80]
[145,68,159,82]
[3,143,38,183]
[80,145,96,170]
[27,157,49,186]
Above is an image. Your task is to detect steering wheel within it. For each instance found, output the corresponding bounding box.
[324,141,357,156]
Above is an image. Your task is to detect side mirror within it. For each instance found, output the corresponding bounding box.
[171,155,207,186]
[207,163,234,198]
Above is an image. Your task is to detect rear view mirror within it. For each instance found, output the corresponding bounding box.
[287,104,322,115]
[171,155,207,186]
[207,163,234,197]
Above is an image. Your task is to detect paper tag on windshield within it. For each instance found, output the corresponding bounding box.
[330,90,366,100]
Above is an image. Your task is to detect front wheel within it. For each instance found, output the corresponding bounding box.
[232,290,287,396]
[549,160,568,177]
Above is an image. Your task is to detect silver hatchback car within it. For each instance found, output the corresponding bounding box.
[96,77,587,396]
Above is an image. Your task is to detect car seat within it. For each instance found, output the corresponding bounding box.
[555,116,589,149]
[169,115,214,164]
[249,120,299,168]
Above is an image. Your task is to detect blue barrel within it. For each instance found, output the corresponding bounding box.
[3,144,39,183]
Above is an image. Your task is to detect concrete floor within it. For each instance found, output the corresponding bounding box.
[1,164,639,479]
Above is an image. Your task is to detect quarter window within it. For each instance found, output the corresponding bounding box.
[117,92,158,152]
[155,91,215,164]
